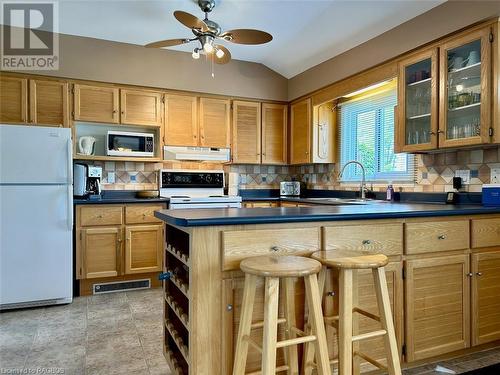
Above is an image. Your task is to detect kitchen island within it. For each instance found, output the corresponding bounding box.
[154,202,500,375]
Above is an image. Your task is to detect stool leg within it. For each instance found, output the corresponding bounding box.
[302,266,327,375]
[233,274,257,375]
[283,278,299,375]
[305,274,331,375]
[372,267,402,375]
[338,269,353,375]
[262,277,280,375]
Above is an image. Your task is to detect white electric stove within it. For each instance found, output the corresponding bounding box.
[159,169,242,209]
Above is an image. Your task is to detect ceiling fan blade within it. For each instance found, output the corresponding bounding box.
[174,10,208,32]
[220,29,272,45]
[145,38,190,48]
[214,45,231,64]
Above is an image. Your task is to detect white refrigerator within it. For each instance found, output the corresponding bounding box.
[0,124,73,309]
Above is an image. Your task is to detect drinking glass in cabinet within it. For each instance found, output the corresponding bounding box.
[446,39,481,140]
[404,58,432,145]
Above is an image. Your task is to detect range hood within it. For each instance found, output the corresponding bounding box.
[163,145,230,162]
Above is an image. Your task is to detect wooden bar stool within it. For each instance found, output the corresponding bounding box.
[232,255,332,375]
[303,250,401,375]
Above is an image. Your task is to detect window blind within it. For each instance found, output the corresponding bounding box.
[338,86,415,182]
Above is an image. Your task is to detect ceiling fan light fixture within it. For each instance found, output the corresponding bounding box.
[215,48,225,59]
[192,48,200,59]
[203,41,214,53]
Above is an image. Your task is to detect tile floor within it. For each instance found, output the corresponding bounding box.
[1,287,499,375]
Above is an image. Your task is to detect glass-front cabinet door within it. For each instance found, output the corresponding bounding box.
[397,48,438,152]
[439,27,491,147]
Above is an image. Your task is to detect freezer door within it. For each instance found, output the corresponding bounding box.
[0,125,72,184]
[0,185,73,305]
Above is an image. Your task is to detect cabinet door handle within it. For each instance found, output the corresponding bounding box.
[327,291,335,297]
[467,272,473,277]
[97,214,103,218]
[476,272,483,276]
[226,304,233,311]
[270,246,280,252]
[437,234,447,240]
[362,239,371,245]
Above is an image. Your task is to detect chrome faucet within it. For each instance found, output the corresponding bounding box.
[338,160,367,199]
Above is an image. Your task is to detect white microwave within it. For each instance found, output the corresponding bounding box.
[106,131,154,157]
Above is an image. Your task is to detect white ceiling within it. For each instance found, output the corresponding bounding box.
[34,0,446,78]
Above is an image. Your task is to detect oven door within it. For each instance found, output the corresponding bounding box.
[107,132,154,157]
[169,203,242,209]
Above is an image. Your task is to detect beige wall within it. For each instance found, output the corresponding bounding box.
[288,0,500,100]
[8,30,288,102]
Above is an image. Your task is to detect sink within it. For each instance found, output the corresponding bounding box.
[302,197,369,205]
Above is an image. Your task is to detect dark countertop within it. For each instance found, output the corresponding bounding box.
[74,191,169,205]
[154,201,500,227]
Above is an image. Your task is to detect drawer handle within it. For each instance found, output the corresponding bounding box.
[437,234,447,240]
[362,239,371,245]
[97,214,103,218]
[270,246,280,252]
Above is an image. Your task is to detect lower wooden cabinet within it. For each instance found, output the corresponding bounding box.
[76,204,166,282]
[471,250,500,345]
[405,254,470,361]
[242,201,279,208]
[125,225,163,274]
[80,227,121,279]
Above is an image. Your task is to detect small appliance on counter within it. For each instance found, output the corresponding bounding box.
[73,163,102,199]
[482,184,500,206]
[280,181,302,197]
[106,130,154,157]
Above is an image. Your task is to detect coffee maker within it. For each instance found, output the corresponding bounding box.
[73,164,102,198]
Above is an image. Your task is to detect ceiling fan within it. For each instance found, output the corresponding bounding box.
[145,0,273,65]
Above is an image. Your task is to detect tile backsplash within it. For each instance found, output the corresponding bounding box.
[82,146,500,193]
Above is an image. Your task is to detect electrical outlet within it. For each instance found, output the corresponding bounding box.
[491,168,500,184]
[455,169,470,184]
[107,172,115,184]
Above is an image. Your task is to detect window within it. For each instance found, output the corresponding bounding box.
[338,83,414,182]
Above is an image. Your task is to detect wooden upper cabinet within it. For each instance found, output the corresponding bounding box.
[471,250,500,346]
[29,79,69,127]
[199,97,230,148]
[232,100,261,164]
[0,76,27,123]
[120,89,162,127]
[261,103,287,165]
[290,98,311,165]
[124,225,162,274]
[164,94,198,146]
[73,84,120,123]
[439,27,492,148]
[405,254,470,362]
[397,48,439,152]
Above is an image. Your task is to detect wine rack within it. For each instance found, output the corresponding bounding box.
[163,225,191,374]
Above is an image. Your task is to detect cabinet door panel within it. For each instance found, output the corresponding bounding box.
[81,227,121,279]
[405,255,470,361]
[120,89,162,126]
[290,98,311,164]
[439,27,491,147]
[355,262,403,372]
[262,103,287,165]
[232,101,261,164]
[73,84,119,123]
[30,79,69,127]
[472,251,500,345]
[164,94,198,146]
[0,76,27,123]
[199,97,230,148]
[125,225,163,274]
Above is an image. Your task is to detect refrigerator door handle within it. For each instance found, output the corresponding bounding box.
[67,138,73,184]
[67,185,73,230]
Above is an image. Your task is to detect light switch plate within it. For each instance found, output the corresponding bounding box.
[455,169,470,184]
[491,168,500,183]
[107,172,115,184]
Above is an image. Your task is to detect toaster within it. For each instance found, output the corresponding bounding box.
[280,181,301,196]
